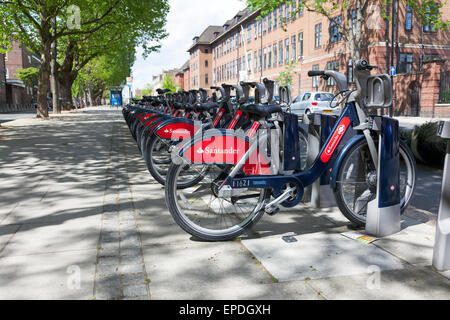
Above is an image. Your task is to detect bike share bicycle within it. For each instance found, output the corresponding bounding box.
[164,60,417,241]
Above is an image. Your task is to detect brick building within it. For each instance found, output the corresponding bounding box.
[4,41,40,105]
[175,60,190,90]
[187,1,450,117]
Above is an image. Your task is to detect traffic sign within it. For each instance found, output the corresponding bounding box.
[390,66,396,77]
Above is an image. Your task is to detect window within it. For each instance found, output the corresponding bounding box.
[205,74,209,85]
[423,3,438,32]
[405,5,412,31]
[254,21,258,39]
[399,53,413,73]
[268,13,272,32]
[263,48,267,70]
[248,54,252,73]
[298,74,301,92]
[315,23,322,47]
[254,52,257,73]
[263,16,267,34]
[5,68,8,79]
[268,46,272,68]
[326,61,339,86]
[347,59,354,83]
[273,10,278,29]
[28,55,32,64]
[278,6,283,26]
[258,20,262,37]
[258,49,262,71]
[285,38,289,63]
[329,16,342,43]
[285,4,290,23]
[312,65,320,88]
[273,43,277,67]
[314,93,334,101]
[279,41,283,65]
[205,48,209,53]
[205,60,208,67]
[291,0,296,20]
[303,93,311,101]
[299,0,304,16]
[4,52,7,61]
[351,9,357,34]
[298,32,303,58]
[291,36,296,61]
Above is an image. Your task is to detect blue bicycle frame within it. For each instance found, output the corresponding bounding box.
[222,101,363,208]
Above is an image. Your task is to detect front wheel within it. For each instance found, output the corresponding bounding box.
[165,163,270,241]
[334,139,417,227]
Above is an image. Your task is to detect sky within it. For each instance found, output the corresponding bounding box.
[131,0,246,91]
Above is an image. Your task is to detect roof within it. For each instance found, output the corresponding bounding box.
[187,26,224,52]
[186,7,259,52]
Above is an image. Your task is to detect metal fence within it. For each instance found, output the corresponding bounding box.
[0,104,35,113]
[439,70,450,103]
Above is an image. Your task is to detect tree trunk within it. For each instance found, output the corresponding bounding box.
[37,44,51,119]
[51,17,61,114]
[59,78,74,110]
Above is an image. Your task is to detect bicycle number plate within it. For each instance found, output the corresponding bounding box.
[232,179,251,188]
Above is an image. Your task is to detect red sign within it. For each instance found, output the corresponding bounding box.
[320,117,351,163]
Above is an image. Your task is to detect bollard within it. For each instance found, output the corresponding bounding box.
[433,121,450,271]
[366,116,401,237]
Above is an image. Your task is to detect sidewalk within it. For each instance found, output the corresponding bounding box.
[0,107,448,300]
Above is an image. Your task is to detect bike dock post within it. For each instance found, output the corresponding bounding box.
[433,121,450,271]
[366,116,402,237]
[302,113,338,208]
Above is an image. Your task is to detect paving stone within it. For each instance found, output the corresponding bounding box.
[96,275,121,288]
[97,264,120,278]
[120,247,142,257]
[120,264,145,274]
[98,256,120,266]
[120,237,140,248]
[100,241,120,250]
[121,255,143,265]
[95,286,121,300]
[121,296,149,300]
[121,273,147,286]
[122,284,148,298]
[98,249,119,258]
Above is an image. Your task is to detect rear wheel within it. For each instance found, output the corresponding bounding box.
[165,163,270,241]
[334,139,417,226]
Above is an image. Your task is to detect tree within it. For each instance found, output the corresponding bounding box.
[0,0,169,118]
[278,61,297,86]
[15,67,39,86]
[162,74,177,93]
[55,0,168,111]
[246,0,449,62]
[141,83,154,97]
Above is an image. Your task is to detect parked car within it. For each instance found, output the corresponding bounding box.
[289,92,340,116]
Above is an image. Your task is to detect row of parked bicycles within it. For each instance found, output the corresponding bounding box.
[122,60,417,241]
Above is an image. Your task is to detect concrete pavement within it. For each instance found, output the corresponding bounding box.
[0,106,448,300]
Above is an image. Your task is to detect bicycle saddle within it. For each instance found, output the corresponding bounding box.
[240,103,282,117]
[194,102,219,112]
[157,89,171,95]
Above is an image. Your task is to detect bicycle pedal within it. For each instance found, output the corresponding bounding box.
[265,206,280,216]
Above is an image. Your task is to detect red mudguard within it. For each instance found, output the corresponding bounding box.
[180,132,272,176]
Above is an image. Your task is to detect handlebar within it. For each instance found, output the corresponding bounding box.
[307,71,326,77]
